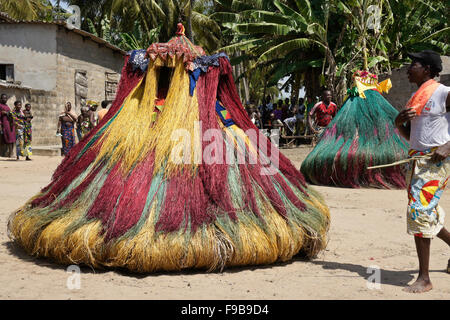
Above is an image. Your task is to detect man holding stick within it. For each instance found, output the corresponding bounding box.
[394,50,450,293]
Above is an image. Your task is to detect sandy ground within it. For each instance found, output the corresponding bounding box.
[0,147,449,300]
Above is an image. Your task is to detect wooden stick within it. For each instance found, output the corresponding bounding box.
[367,155,432,169]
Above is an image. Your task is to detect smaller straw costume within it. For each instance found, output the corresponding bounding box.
[8,25,330,273]
[301,70,409,188]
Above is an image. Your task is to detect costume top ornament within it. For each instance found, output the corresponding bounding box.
[352,70,392,99]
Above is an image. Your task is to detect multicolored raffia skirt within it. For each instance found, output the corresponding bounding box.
[8,43,330,273]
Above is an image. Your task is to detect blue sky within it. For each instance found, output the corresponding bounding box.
[50,0,70,10]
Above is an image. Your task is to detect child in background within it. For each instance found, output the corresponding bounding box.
[77,106,94,140]
[22,103,33,160]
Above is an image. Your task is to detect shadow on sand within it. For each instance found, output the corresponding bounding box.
[4,241,309,278]
[5,241,444,285]
[309,260,446,287]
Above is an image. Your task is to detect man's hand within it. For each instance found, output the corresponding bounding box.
[394,108,416,128]
[431,142,450,163]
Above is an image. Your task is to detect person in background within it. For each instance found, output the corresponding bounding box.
[284,97,292,115]
[259,95,273,128]
[22,103,33,160]
[257,97,265,114]
[11,101,31,160]
[244,101,252,117]
[98,100,109,123]
[281,98,290,121]
[0,93,15,158]
[249,105,262,129]
[298,98,306,116]
[273,100,283,120]
[308,89,338,135]
[266,112,283,147]
[58,102,77,156]
[265,95,273,112]
[283,105,299,134]
[305,96,316,118]
[296,98,306,135]
[77,105,94,141]
[88,101,99,127]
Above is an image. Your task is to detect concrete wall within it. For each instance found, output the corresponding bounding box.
[0,85,60,146]
[381,56,450,110]
[55,27,124,114]
[0,24,58,91]
[0,24,125,150]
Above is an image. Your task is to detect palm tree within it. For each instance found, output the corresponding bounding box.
[213,0,331,102]
[112,0,222,51]
[381,0,449,67]
[0,0,53,21]
[63,0,221,53]
[213,0,448,105]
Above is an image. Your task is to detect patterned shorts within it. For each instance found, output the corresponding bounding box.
[406,149,449,238]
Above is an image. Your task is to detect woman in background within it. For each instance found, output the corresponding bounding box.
[57,102,77,156]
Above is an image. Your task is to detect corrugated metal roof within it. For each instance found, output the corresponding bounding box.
[0,12,126,55]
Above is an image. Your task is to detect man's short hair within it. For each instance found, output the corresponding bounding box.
[407,50,442,78]
[14,101,21,106]
[101,100,108,108]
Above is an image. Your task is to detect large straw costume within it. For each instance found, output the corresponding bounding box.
[8,25,330,272]
[301,70,409,188]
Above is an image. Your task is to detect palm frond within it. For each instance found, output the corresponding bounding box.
[257,38,325,64]
[233,22,295,35]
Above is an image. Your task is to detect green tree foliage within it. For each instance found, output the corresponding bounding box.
[212,0,449,103]
[2,0,447,103]
[62,0,222,53]
[0,0,53,21]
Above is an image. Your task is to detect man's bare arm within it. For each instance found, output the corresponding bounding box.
[394,108,416,140]
[308,104,319,134]
[434,92,450,162]
[446,91,450,113]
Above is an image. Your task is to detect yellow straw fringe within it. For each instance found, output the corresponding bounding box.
[148,58,200,176]
[93,57,200,177]
[8,195,329,273]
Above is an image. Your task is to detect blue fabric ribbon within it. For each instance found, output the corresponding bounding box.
[127,49,149,73]
[189,52,230,96]
[189,69,202,96]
